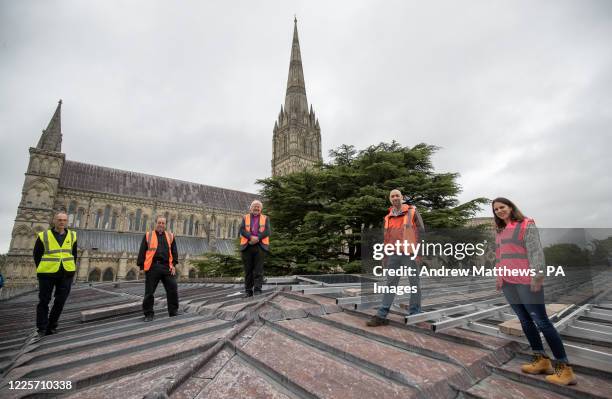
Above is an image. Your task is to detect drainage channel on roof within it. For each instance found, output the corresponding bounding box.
[297,274,378,284]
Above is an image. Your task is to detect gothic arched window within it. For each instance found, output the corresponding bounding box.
[135,209,142,232]
[76,208,84,228]
[67,201,77,226]
[95,210,103,229]
[102,268,114,281]
[111,212,118,230]
[102,205,111,229]
[125,268,137,280]
[142,215,149,232]
[88,268,101,282]
[188,215,194,236]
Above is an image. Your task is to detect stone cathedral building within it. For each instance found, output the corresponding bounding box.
[4,19,322,283]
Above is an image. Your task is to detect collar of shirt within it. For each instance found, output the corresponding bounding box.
[390,207,404,217]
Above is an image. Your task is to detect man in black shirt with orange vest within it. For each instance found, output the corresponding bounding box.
[137,216,179,321]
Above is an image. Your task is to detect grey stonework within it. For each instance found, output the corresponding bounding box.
[4,20,323,283]
[5,100,257,283]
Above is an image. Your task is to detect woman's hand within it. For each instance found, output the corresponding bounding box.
[530,275,544,292]
[496,276,503,291]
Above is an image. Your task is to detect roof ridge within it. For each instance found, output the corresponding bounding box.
[63,159,258,196]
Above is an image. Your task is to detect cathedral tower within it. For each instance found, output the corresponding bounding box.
[6,100,65,278]
[272,18,322,177]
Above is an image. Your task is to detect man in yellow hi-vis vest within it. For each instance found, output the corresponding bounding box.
[239,200,270,297]
[32,212,77,337]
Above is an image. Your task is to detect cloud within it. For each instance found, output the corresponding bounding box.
[1,0,611,252]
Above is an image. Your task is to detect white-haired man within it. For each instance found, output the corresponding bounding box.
[239,200,271,297]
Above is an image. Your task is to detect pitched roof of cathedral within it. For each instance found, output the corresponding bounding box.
[75,229,236,255]
[59,160,259,212]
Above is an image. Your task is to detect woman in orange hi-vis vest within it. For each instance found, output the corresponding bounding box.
[493,197,576,386]
[239,200,270,298]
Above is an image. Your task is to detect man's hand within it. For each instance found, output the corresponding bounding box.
[249,236,259,245]
[170,266,176,276]
[530,275,544,292]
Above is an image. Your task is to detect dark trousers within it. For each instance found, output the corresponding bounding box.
[502,283,568,362]
[241,245,266,293]
[143,263,179,316]
[37,273,73,332]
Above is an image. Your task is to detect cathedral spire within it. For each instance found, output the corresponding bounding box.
[285,17,308,116]
[37,99,63,152]
[272,18,322,177]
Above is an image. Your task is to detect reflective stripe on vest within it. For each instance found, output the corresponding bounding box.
[496,218,532,283]
[143,230,174,271]
[37,229,77,273]
[240,214,269,247]
[384,205,418,249]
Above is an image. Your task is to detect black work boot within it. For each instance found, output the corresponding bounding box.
[366,315,389,327]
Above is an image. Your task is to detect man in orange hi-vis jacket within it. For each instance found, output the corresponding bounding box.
[137,216,179,322]
[367,189,425,327]
[239,200,271,298]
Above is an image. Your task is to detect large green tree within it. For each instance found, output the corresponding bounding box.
[257,141,488,275]
[543,243,591,268]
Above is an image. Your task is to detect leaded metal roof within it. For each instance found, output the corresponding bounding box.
[75,229,236,256]
[60,160,259,212]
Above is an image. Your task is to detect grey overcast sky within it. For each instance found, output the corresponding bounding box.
[1,0,611,252]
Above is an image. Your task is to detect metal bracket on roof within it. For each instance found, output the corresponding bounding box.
[429,304,510,332]
[404,297,504,325]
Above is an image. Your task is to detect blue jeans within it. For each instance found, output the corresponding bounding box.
[377,256,421,318]
[502,283,568,363]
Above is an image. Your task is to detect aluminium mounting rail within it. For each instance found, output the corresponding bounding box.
[404,297,506,325]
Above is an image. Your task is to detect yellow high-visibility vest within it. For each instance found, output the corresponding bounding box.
[37,229,77,273]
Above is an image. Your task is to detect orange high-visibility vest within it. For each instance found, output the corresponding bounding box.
[384,204,418,252]
[240,214,269,248]
[144,230,174,271]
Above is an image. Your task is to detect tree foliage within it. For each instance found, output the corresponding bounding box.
[257,141,488,275]
[192,253,243,277]
[543,243,591,267]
